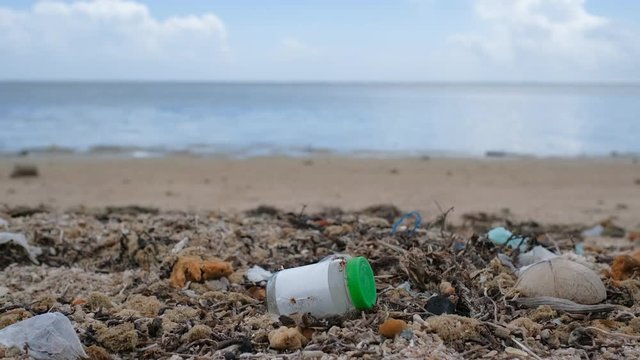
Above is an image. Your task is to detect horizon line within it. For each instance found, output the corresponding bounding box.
[1,79,640,86]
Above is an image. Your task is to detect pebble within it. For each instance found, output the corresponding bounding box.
[379,318,407,338]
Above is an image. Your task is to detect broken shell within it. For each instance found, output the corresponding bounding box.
[515,257,606,305]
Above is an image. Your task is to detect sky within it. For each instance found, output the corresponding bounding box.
[0,0,639,82]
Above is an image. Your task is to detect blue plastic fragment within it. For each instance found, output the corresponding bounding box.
[575,243,585,255]
[487,226,527,250]
[392,211,422,235]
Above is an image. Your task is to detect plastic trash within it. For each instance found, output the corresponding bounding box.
[0,232,42,264]
[518,245,557,267]
[581,224,603,237]
[246,265,273,283]
[0,218,8,228]
[0,312,87,360]
[266,255,376,318]
[487,227,527,251]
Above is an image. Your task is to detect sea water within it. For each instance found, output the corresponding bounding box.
[1,82,639,157]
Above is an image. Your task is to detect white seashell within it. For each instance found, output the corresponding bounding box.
[515,257,606,305]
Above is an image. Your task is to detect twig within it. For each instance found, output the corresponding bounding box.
[511,337,543,360]
[376,240,407,255]
[585,326,640,340]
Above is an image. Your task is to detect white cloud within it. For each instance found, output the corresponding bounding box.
[276,38,320,62]
[0,0,227,79]
[448,0,632,80]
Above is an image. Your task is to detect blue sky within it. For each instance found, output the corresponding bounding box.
[0,0,638,81]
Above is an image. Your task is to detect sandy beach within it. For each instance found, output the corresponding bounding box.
[1,155,639,226]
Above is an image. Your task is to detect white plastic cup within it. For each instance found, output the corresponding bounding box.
[266,255,377,318]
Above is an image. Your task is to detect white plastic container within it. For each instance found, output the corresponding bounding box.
[266,255,377,318]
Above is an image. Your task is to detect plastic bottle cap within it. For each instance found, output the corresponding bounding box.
[346,257,377,310]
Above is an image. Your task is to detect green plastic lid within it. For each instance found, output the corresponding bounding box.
[346,256,377,310]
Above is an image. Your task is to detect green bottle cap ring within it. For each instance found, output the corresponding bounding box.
[345,256,377,310]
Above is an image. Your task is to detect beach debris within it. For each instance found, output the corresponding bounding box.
[266,255,376,318]
[182,324,213,343]
[10,164,39,178]
[3,206,640,358]
[0,308,32,328]
[85,345,111,360]
[424,315,482,343]
[487,227,527,250]
[582,220,626,238]
[515,297,617,314]
[170,256,233,288]
[246,265,273,283]
[426,295,456,315]
[86,292,114,311]
[0,218,7,228]
[517,245,557,268]
[391,211,422,235]
[97,322,138,352]
[122,294,162,317]
[0,312,87,360]
[171,237,189,254]
[268,326,308,350]
[581,224,604,237]
[379,318,407,338]
[611,250,640,281]
[0,232,42,264]
[515,258,606,304]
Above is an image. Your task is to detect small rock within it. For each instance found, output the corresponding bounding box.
[425,295,456,315]
[379,318,407,338]
[10,164,39,178]
[324,224,352,237]
[268,326,308,350]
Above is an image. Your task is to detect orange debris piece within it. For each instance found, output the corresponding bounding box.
[611,252,640,281]
[379,318,407,338]
[170,256,233,288]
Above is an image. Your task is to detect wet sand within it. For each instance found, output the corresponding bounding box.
[1,155,639,226]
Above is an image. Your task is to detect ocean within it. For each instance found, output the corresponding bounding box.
[1,82,639,158]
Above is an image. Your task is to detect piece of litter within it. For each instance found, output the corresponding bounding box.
[505,346,529,358]
[518,245,557,268]
[0,218,7,228]
[581,224,603,237]
[515,258,606,305]
[391,211,422,235]
[487,227,527,251]
[171,237,189,254]
[0,312,87,360]
[379,318,407,338]
[246,265,273,283]
[0,232,42,264]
